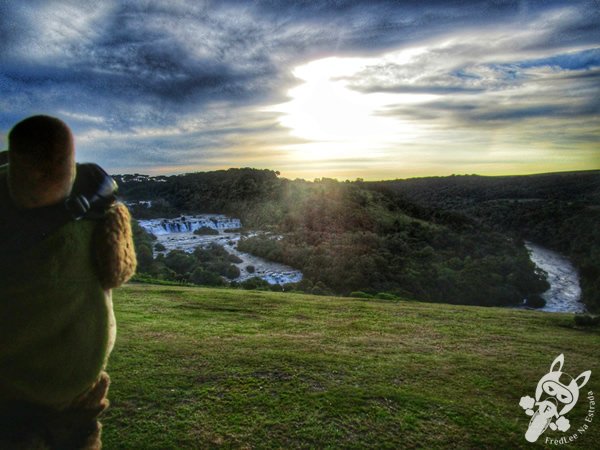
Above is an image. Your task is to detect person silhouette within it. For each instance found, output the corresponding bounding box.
[0,115,136,449]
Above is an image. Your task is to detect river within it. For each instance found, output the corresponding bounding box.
[524,242,586,313]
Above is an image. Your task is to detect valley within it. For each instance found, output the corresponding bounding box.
[119,169,600,312]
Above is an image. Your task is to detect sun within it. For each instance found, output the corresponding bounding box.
[264,54,435,162]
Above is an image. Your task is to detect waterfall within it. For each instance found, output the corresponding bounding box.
[140,215,242,235]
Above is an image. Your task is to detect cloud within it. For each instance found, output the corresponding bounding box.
[1,1,292,133]
[0,0,598,177]
[263,4,599,178]
[337,11,600,129]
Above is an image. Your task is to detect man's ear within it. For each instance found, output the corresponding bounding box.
[575,370,591,389]
[550,354,564,373]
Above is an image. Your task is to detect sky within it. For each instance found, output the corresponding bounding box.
[0,0,599,180]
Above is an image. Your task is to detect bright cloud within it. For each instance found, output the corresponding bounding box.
[265,55,438,162]
[263,6,600,178]
[0,0,598,179]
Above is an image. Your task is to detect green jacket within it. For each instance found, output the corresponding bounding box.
[0,165,113,409]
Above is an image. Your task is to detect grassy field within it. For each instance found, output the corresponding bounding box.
[102,284,600,449]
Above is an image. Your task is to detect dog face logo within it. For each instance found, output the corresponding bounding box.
[520,354,591,443]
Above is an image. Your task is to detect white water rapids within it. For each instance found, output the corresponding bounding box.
[525,242,586,313]
[137,215,303,285]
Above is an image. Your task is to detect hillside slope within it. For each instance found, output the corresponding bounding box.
[368,171,600,310]
[125,169,552,308]
[103,284,600,449]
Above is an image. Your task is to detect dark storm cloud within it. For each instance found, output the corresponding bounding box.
[1,0,568,116]
[248,0,529,58]
[519,1,600,51]
[0,2,281,131]
[86,3,278,104]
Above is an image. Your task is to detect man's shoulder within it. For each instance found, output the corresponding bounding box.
[0,163,12,207]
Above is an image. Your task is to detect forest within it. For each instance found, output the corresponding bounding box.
[369,171,600,310]
[117,169,600,311]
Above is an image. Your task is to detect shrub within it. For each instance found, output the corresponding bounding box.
[228,254,243,264]
[574,314,600,327]
[193,226,219,235]
[240,277,271,290]
[190,268,224,286]
[164,250,196,275]
[311,281,333,296]
[155,243,166,252]
[350,291,374,299]
[224,264,241,279]
[136,245,154,272]
[525,295,546,308]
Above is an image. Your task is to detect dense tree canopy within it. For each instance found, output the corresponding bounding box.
[120,169,599,310]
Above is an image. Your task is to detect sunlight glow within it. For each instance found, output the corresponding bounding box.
[265,52,437,162]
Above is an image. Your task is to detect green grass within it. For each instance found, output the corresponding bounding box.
[103,284,600,449]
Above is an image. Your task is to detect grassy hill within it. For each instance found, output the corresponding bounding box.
[103,284,600,449]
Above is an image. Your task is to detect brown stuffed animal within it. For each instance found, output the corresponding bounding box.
[0,115,137,449]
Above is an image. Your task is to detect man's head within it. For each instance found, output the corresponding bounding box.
[8,115,76,208]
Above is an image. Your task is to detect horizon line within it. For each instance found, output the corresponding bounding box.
[111,167,600,183]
